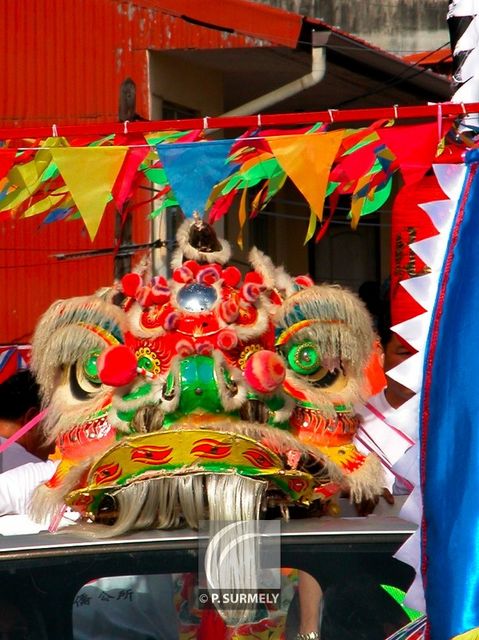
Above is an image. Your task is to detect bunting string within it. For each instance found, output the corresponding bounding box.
[0,117,464,242]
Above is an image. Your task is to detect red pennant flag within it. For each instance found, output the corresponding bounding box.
[0,149,16,182]
[378,122,452,186]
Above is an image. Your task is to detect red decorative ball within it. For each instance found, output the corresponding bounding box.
[197,266,221,286]
[183,260,200,276]
[294,275,314,289]
[196,341,214,355]
[244,350,285,394]
[176,340,195,357]
[151,275,170,305]
[242,282,262,302]
[136,286,155,308]
[173,266,194,284]
[221,266,241,288]
[97,345,138,387]
[217,329,238,351]
[244,271,264,285]
[121,273,142,298]
[219,299,239,323]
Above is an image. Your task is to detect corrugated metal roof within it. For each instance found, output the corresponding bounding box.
[403,49,452,66]
[0,0,302,128]
[2,0,116,125]
[135,0,303,47]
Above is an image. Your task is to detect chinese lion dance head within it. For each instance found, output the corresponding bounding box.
[29,218,384,536]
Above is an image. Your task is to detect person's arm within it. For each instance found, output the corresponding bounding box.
[296,570,322,639]
[0,460,57,516]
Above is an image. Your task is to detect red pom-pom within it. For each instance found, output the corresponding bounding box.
[221,266,242,288]
[97,345,138,387]
[219,298,239,323]
[241,282,263,303]
[244,350,285,394]
[150,275,170,305]
[244,271,264,285]
[136,286,155,308]
[150,289,171,305]
[163,311,179,331]
[121,273,142,298]
[173,266,194,284]
[196,341,214,355]
[217,329,238,351]
[197,266,221,286]
[176,340,195,357]
[294,275,314,289]
[152,275,168,288]
[183,260,200,277]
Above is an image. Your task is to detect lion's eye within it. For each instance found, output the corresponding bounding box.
[136,347,161,377]
[284,341,343,388]
[70,351,103,400]
[82,351,101,384]
[287,341,321,375]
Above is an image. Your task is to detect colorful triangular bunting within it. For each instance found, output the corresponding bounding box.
[266,131,344,221]
[156,139,235,218]
[50,147,128,240]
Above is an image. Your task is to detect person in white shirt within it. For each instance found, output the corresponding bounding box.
[0,369,52,471]
[0,369,56,515]
[0,458,58,516]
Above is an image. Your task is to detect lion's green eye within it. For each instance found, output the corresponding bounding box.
[137,355,154,372]
[136,347,161,376]
[83,351,101,383]
[70,351,102,400]
[287,341,321,375]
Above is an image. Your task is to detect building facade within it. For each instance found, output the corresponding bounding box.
[254,0,449,53]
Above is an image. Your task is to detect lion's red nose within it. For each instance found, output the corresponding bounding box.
[97,345,138,387]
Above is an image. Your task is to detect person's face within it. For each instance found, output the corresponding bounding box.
[17,423,52,461]
[0,412,51,460]
[383,333,416,407]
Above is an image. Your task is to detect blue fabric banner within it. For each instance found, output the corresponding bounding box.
[156,139,235,218]
[423,149,479,638]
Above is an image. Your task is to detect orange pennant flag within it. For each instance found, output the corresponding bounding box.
[266,131,344,221]
[50,147,129,240]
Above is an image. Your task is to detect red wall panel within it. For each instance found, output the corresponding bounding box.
[0,208,152,344]
[0,0,299,128]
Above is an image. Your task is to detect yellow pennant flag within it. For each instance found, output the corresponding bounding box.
[0,137,68,213]
[266,131,344,222]
[350,173,372,229]
[304,209,318,244]
[23,192,67,218]
[50,147,128,240]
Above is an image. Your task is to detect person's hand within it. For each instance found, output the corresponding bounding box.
[354,487,394,517]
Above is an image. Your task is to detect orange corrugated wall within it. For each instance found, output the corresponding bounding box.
[0,0,301,344]
[0,0,301,127]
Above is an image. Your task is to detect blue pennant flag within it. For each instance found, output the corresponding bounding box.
[42,207,72,224]
[423,149,479,639]
[156,139,235,218]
